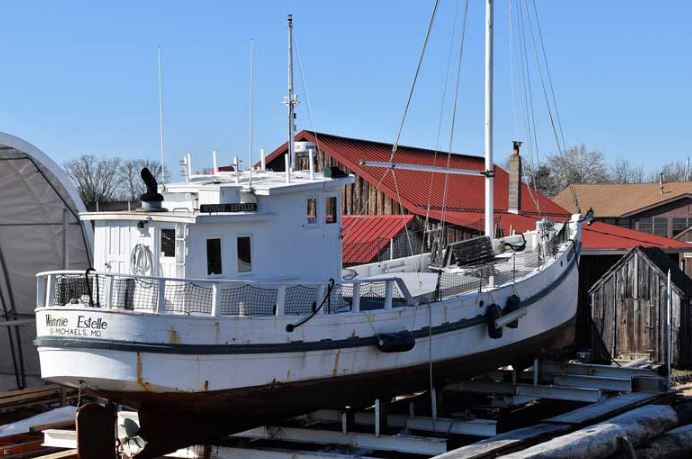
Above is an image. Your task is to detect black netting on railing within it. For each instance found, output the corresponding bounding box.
[110,278,158,312]
[285,285,318,315]
[328,284,352,313]
[53,274,105,306]
[164,282,213,314]
[358,282,387,311]
[218,285,277,316]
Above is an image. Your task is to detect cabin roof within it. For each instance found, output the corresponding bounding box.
[554,182,692,217]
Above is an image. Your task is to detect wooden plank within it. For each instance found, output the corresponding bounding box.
[31,449,78,459]
[30,420,76,433]
[543,392,659,425]
[0,385,63,400]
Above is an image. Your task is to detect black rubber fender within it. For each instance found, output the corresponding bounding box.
[504,294,522,329]
[486,303,503,339]
[375,331,415,352]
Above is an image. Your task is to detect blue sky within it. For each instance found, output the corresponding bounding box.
[0,1,690,177]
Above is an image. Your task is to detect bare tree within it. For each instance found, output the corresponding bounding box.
[610,158,644,184]
[118,159,167,201]
[64,155,122,207]
[545,145,609,194]
[649,160,690,182]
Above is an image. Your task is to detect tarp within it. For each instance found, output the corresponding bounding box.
[0,133,93,389]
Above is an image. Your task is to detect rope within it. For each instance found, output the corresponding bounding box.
[285,279,335,332]
[293,34,323,169]
[439,0,470,241]
[390,0,441,161]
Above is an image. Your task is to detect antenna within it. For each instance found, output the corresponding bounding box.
[157,46,166,184]
[285,14,298,174]
[248,39,255,187]
[484,0,494,237]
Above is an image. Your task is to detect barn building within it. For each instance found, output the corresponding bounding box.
[589,246,692,368]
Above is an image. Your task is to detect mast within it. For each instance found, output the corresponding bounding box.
[286,14,297,172]
[157,46,166,184]
[484,0,494,237]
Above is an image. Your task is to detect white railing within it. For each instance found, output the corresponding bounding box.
[36,270,414,318]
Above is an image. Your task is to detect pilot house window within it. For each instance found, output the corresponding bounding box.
[237,236,252,273]
[325,196,337,224]
[307,198,317,224]
[206,238,222,275]
[160,229,175,257]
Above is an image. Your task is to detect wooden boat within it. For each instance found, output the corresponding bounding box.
[34,4,583,457]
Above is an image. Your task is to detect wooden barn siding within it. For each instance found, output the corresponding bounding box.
[590,250,689,367]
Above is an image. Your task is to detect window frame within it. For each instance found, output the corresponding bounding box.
[206,236,224,277]
[653,217,669,237]
[638,217,652,234]
[306,196,318,225]
[325,195,338,225]
[160,227,176,258]
[236,234,253,274]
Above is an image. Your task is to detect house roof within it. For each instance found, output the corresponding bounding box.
[342,215,414,264]
[553,182,692,217]
[264,131,569,235]
[581,221,691,254]
[589,246,692,299]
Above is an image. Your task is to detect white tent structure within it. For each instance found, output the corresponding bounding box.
[0,133,93,389]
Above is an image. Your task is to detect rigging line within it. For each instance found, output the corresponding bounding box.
[293,34,323,168]
[522,0,563,155]
[440,0,470,240]
[516,0,543,216]
[424,0,462,230]
[390,0,441,161]
[510,0,541,216]
[531,0,567,152]
[355,168,391,216]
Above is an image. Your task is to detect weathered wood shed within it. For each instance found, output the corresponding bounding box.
[590,246,692,367]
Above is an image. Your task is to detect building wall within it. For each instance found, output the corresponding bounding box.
[589,250,690,367]
[597,196,692,238]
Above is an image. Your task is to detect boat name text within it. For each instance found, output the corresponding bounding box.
[45,314,108,337]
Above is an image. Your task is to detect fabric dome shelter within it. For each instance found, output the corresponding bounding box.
[0,133,93,389]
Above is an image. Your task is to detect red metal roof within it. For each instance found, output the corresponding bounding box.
[265,131,568,220]
[265,131,690,253]
[342,215,413,264]
[581,222,691,253]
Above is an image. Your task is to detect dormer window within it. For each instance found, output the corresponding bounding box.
[325,196,337,224]
[307,198,317,224]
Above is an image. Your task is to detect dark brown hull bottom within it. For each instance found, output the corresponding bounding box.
[100,317,576,458]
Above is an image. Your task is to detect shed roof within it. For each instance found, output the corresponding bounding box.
[342,215,414,264]
[553,182,692,217]
[589,246,692,299]
[581,222,691,254]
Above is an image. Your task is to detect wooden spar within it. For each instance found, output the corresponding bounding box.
[497,405,678,459]
[359,160,484,176]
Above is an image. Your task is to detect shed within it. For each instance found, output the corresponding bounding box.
[589,246,692,368]
[0,133,93,389]
[341,215,422,266]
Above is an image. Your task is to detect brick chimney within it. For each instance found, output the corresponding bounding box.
[508,141,522,214]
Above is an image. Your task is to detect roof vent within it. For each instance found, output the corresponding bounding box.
[139,168,166,212]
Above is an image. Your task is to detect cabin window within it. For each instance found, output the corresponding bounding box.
[237,236,252,273]
[160,229,175,257]
[638,217,652,234]
[307,198,317,224]
[325,196,337,224]
[206,238,222,275]
[653,217,669,237]
[673,217,687,236]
